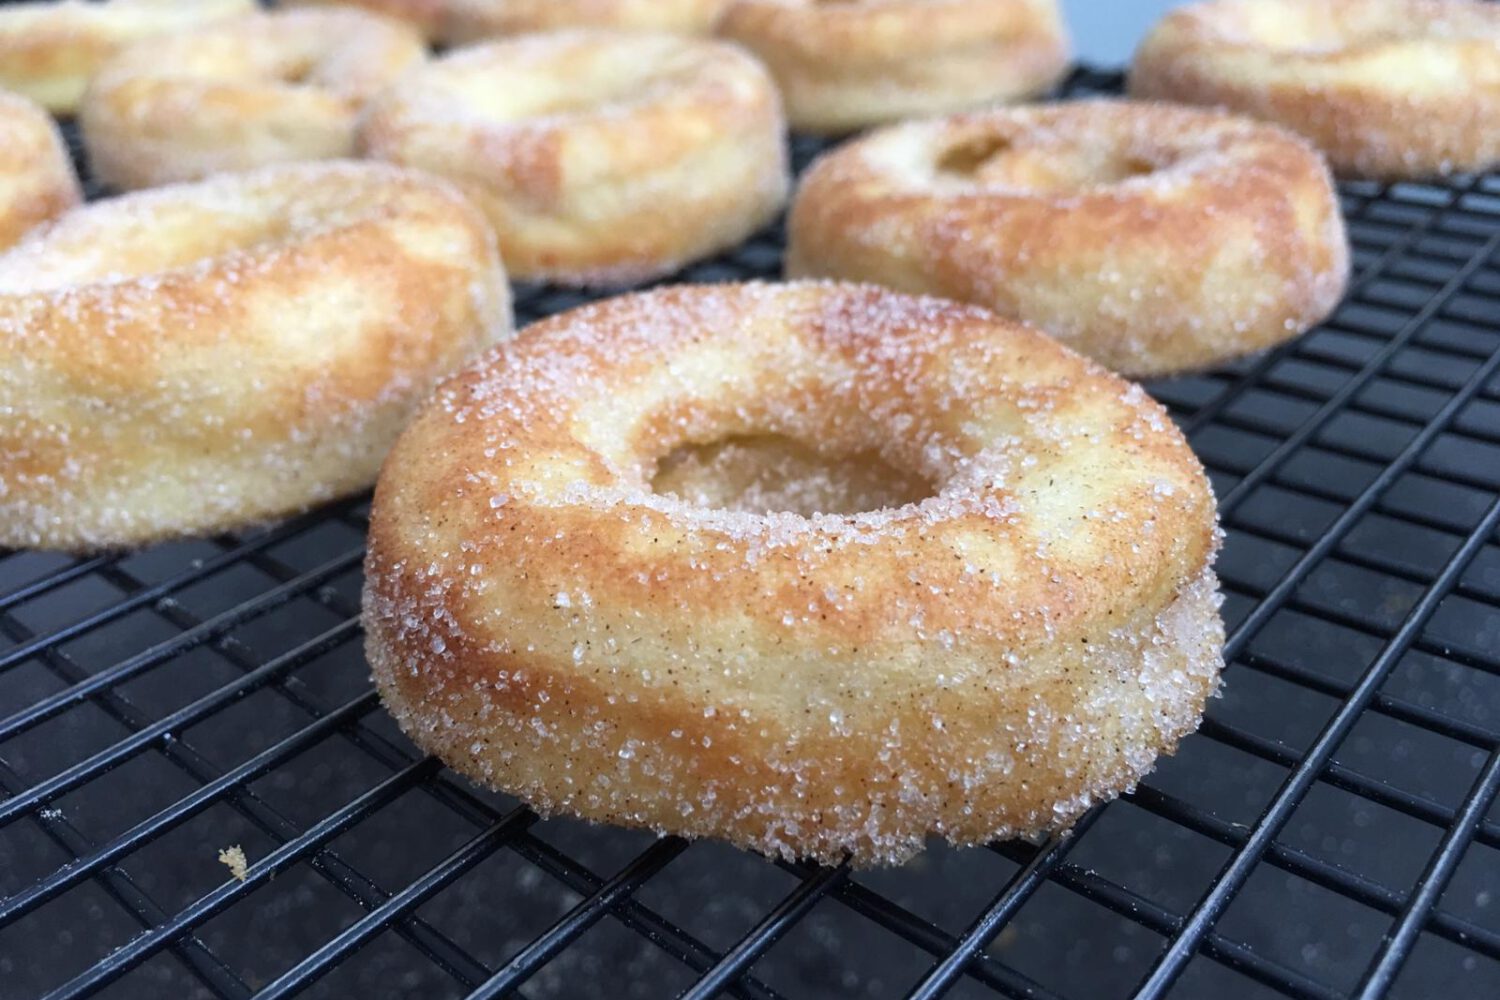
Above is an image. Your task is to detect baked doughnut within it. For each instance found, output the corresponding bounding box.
[0,92,81,251]
[363,281,1225,866]
[80,9,425,191]
[0,0,252,114]
[0,162,512,552]
[359,30,788,286]
[717,0,1070,133]
[1129,0,1500,179]
[443,0,728,43]
[786,100,1349,378]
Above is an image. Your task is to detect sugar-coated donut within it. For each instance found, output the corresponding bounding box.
[0,162,513,552]
[786,100,1349,379]
[0,92,80,251]
[717,0,1070,133]
[1129,0,1500,179]
[80,9,425,191]
[0,0,252,114]
[443,0,729,44]
[360,30,788,286]
[363,281,1225,866]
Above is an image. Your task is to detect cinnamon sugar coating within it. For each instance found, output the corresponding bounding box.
[0,162,513,551]
[359,30,788,286]
[80,8,425,191]
[364,282,1224,866]
[1130,0,1500,179]
[718,0,1069,133]
[0,92,80,251]
[0,0,251,114]
[786,100,1349,378]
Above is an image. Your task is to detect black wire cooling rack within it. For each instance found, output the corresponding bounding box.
[2,66,1499,1000]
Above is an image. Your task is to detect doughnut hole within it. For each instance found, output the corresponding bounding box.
[936,129,1160,191]
[650,433,935,515]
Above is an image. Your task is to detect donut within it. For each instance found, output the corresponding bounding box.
[363,281,1225,866]
[79,9,426,191]
[717,0,1070,133]
[442,0,729,44]
[0,161,513,552]
[0,0,253,114]
[359,30,788,286]
[1129,0,1500,179]
[785,100,1350,379]
[0,92,81,251]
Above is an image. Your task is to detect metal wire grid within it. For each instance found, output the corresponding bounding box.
[1,67,1499,1000]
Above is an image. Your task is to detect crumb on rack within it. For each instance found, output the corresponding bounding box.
[218,845,248,882]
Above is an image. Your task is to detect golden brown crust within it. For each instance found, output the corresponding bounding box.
[79,9,425,191]
[443,0,729,43]
[0,92,80,251]
[359,30,789,286]
[717,0,1070,133]
[1128,0,1500,179]
[363,281,1225,865]
[0,161,513,552]
[786,99,1349,379]
[0,0,253,114]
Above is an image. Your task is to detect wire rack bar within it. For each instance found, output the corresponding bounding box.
[0,554,109,615]
[511,833,790,1000]
[1215,237,1500,519]
[1126,784,1500,961]
[0,547,363,743]
[678,863,849,1000]
[906,813,1101,1000]
[1199,715,1500,850]
[0,620,361,828]
[1221,337,1500,664]
[0,690,377,926]
[984,841,1342,1000]
[1235,654,1500,752]
[1134,490,1500,996]
[0,574,493,996]
[1352,746,1500,997]
[466,837,690,999]
[0,756,253,1000]
[0,499,360,678]
[792,869,1067,1000]
[253,806,538,1000]
[41,758,442,1000]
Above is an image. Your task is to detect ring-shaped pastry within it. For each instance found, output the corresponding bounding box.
[80,9,425,190]
[718,0,1070,133]
[0,162,513,551]
[0,91,81,251]
[359,30,788,286]
[786,100,1349,377]
[363,281,1225,865]
[0,0,251,114]
[1129,0,1500,178]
